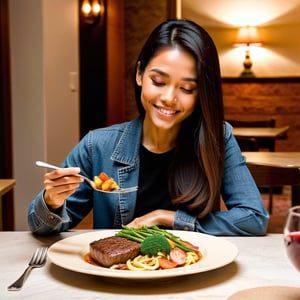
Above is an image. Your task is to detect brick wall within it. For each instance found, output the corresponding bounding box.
[223,78,300,151]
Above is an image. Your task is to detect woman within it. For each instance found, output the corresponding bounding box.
[28,19,269,236]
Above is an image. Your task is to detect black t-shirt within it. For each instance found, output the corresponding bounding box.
[134,145,176,218]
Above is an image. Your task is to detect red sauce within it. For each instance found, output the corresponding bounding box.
[84,252,102,266]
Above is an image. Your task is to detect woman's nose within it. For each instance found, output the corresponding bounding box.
[161,88,177,103]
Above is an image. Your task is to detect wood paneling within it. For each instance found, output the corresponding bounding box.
[223,78,300,151]
[124,0,171,121]
[106,0,125,126]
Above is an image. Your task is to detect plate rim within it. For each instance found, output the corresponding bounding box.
[47,230,239,280]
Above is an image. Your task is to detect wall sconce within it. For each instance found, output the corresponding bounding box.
[234,26,263,77]
[81,0,104,24]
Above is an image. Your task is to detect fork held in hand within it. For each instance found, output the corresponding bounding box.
[35,160,138,193]
[7,247,48,291]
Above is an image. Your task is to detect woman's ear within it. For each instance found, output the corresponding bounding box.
[136,62,142,86]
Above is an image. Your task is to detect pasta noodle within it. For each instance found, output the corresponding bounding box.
[126,255,160,271]
[110,251,201,271]
[184,251,200,266]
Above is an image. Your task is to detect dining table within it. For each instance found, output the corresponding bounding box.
[1,230,299,300]
[232,126,290,140]
[232,126,290,152]
[243,152,300,206]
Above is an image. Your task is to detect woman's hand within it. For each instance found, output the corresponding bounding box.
[43,168,83,210]
[126,209,175,228]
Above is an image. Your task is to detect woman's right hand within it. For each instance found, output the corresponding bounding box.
[43,168,83,210]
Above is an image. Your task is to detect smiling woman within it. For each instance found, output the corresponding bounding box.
[28,19,268,237]
[136,48,198,151]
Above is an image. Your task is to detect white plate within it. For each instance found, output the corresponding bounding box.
[47,230,238,280]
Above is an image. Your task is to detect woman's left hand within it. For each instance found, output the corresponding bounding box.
[126,209,175,228]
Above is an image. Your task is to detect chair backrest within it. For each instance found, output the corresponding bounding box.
[247,162,300,187]
[236,137,259,152]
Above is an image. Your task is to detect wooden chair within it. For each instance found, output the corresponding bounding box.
[235,137,279,212]
[228,118,278,209]
[247,163,300,213]
[227,118,276,151]
[236,137,259,152]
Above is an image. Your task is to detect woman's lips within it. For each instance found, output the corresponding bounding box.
[154,105,178,116]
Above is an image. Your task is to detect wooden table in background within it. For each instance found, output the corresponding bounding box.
[233,126,290,152]
[243,152,300,167]
[0,179,16,230]
[243,152,300,206]
[233,126,290,140]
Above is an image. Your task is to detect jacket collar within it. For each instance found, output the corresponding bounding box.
[111,117,143,166]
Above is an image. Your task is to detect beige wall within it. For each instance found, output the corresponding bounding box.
[182,0,300,77]
[9,0,79,230]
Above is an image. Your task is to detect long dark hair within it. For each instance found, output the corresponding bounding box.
[134,19,224,217]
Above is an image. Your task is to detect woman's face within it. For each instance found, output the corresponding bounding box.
[136,48,198,132]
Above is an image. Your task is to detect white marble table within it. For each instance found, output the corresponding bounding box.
[1,231,299,300]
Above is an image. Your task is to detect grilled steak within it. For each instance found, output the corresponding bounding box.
[90,236,141,267]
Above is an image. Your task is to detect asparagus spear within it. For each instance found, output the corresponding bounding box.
[116,225,194,252]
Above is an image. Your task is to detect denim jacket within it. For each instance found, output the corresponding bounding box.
[28,117,269,236]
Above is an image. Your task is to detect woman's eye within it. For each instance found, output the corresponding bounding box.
[151,79,165,87]
[181,87,195,94]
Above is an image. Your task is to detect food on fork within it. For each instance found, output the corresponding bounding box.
[92,172,120,191]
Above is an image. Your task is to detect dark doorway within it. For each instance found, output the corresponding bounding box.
[0,0,15,230]
[79,0,107,138]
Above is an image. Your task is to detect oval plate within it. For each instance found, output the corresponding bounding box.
[47,230,238,280]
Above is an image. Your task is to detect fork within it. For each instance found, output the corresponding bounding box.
[7,247,48,291]
[35,160,138,194]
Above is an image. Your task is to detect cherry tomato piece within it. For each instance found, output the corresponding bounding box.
[99,172,110,182]
[158,257,177,269]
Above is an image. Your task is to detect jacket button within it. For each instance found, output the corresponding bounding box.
[47,214,55,220]
[183,226,189,231]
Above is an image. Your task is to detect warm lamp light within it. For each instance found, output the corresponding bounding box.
[82,0,92,16]
[234,26,263,77]
[81,0,103,24]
